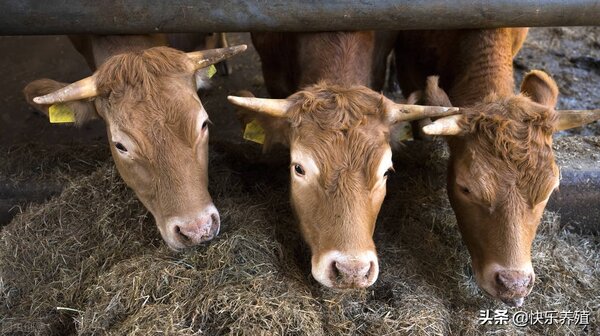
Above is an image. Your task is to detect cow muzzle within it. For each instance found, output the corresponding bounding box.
[494,270,535,307]
[312,250,379,289]
[163,205,220,250]
[479,263,535,307]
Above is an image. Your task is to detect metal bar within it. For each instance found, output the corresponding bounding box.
[1,0,599,35]
[548,169,600,235]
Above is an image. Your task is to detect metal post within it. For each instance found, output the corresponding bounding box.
[1,0,599,35]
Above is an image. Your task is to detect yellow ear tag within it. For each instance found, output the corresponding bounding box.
[49,104,76,123]
[207,64,217,79]
[396,121,414,141]
[243,119,266,144]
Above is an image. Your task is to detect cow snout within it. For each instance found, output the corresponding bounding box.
[175,212,220,244]
[494,270,534,307]
[333,259,374,288]
[165,207,220,249]
[312,251,379,289]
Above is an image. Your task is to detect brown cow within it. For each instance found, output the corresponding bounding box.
[228,32,456,289]
[395,29,600,306]
[23,35,246,250]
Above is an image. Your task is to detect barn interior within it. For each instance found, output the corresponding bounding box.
[1,29,599,335]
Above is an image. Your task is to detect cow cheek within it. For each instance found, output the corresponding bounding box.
[369,185,386,234]
[112,153,157,213]
[194,141,210,186]
[449,190,487,272]
[523,201,547,251]
[290,183,323,252]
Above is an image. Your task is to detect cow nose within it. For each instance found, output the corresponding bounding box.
[173,210,220,247]
[494,270,534,307]
[329,257,377,289]
[312,251,379,289]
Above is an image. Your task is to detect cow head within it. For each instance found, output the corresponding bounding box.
[423,71,600,306]
[229,83,457,289]
[23,45,246,250]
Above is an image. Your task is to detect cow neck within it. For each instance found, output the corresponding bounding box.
[448,31,517,107]
[90,35,168,69]
[298,32,374,89]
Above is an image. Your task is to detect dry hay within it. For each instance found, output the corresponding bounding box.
[0,143,111,226]
[0,143,109,184]
[1,139,599,335]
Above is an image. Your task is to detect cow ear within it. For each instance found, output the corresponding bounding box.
[23,79,100,126]
[423,76,453,107]
[194,66,214,90]
[230,90,291,153]
[520,70,559,108]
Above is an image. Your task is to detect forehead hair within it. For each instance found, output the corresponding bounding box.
[95,46,194,97]
[286,82,386,130]
[287,83,390,193]
[94,46,200,156]
[458,93,558,205]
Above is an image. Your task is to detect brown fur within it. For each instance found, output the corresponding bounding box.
[246,32,397,288]
[422,70,559,212]
[23,38,219,250]
[458,94,558,207]
[396,28,528,106]
[285,84,390,288]
[94,47,199,146]
[412,29,561,303]
[23,79,99,126]
[252,32,396,98]
[286,83,390,191]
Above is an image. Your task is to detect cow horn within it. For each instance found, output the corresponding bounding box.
[388,103,460,123]
[33,75,98,105]
[384,97,459,123]
[227,96,292,117]
[187,44,247,70]
[422,114,465,135]
[555,109,600,131]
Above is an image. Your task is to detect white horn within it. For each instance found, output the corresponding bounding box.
[556,109,600,131]
[422,114,465,136]
[227,96,292,117]
[187,44,247,70]
[33,75,97,104]
[383,97,459,123]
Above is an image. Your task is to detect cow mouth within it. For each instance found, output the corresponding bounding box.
[500,297,525,308]
[479,283,529,308]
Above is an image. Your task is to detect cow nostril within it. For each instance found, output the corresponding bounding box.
[365,261,374,280]
[175,225,190,241]
[496,271,532,291]
[495,272,504,287]
[332,261,342,282]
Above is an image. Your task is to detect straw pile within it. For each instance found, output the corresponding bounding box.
[1,139,598,335]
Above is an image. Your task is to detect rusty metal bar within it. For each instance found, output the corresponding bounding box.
[1,0,599,35]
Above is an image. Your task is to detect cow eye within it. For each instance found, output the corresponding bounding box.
[461,186,470,194]
[384,167,395,177]
[202,120,209,130]
[293,164,305,176]
[115,142,127,153]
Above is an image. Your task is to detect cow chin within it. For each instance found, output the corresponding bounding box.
[311,250,379,289]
